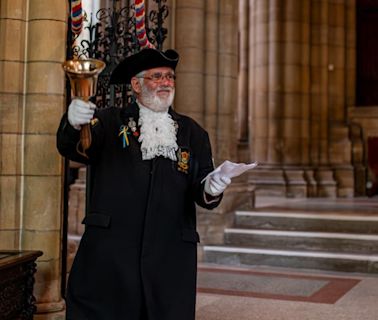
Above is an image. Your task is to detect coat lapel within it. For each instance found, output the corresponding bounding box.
[119,102,141,145]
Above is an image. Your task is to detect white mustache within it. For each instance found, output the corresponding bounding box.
[157,85,173,91]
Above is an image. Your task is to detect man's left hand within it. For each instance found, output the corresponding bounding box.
[204,174,231,197]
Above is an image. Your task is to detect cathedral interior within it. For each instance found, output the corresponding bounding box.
[0,0,378,319]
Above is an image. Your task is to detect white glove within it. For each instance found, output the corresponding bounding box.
[67,98,96,130]
[204,174,231,197]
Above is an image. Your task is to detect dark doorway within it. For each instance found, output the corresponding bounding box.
[356,0,378,106]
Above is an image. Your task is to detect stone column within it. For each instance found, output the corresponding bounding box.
[237,0,249,143]
[248,0,287,195]
[280,0,311,196]
[237,0,250,162]
[216,0,238,162]
[0,0,67,318]
[326,1,354,197]
[173,1,241,246]
[0,0,25,251]
[174,0,205,125]
[203,0,219,149]
[246,0,356,197]
[345,0,364,195]
[310,0,338,197]
[174,0,238,164]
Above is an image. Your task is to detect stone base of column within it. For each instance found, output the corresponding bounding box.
[247,167,286,196]
[334,166,355,197]
[314,168,337,197]
[304,169,318,197]
[284,169,308,198]
[35,300,66,320]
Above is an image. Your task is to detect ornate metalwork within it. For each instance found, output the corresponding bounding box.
[70,0,170,108]
[147,0,169,50]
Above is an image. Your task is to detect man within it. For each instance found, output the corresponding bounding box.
[57,48,231,320]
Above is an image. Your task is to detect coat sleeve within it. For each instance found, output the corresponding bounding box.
[192,130,223,209]
[56,112,104,165]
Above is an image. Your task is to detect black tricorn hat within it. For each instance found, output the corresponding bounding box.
[109,48,179,85]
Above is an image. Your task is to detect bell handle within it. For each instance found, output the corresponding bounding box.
[76,96,92,158]
[80,124,92,154]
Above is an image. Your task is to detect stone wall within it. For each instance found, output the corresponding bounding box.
[0,0,67,318]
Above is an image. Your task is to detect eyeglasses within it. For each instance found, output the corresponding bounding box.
[137,72,176,83]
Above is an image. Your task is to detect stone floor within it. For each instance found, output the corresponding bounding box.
[196,263,378,320]
[196,196,378,320]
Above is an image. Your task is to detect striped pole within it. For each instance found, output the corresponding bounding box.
[135,0,156,49]
[71,0,83,35]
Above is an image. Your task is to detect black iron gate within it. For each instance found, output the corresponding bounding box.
[67,0,169,108]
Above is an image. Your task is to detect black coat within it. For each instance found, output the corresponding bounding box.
[57,103,222,320]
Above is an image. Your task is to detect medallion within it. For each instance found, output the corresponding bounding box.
[177,147,190,174]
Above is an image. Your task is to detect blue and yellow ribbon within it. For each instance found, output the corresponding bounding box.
[119,125,130,148]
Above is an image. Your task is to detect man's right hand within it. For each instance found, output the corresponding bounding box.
[68,99,96,130]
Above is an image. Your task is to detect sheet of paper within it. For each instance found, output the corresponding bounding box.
[207,160,258,180]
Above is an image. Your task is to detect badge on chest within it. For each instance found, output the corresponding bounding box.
[118,117,140,148]
[177,147,190,174]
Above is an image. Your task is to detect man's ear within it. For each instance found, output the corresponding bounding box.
[131,77,141,94]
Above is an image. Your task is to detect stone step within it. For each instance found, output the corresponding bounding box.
[203,245,378,273]
[224,228,378,254]
[234,211,378,234]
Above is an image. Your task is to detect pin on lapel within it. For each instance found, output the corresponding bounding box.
[128,117,139,137]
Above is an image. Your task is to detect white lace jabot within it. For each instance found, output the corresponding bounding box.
[137,104,178,161]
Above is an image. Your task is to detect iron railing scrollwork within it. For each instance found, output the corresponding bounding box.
[69,0,169,108]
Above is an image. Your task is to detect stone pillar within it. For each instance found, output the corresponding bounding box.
[248,0,287,195]
[237,0,250,163]
[0,0,25,250]
[237,0,249,143]
[280,0,311,197]
[327,1,354,197]
[203,0,219,148]
[174,0,205,125]
[249,0,267,163]
[310,1,337,197]
[174,0,238,164]
[245,0,356,197]
[173,1,242,247]
[216,0,238,162]
[345,0,363,195]
[0,0,67,318]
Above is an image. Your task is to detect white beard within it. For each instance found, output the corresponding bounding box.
[139,84,175,112]
[137,104,178,161]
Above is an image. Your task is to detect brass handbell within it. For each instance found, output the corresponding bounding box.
[62,59,106,158]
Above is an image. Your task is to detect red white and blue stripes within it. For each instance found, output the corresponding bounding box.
[71,0,83,35]
[135,0,155,49]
